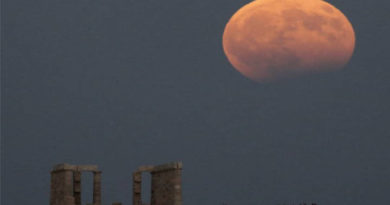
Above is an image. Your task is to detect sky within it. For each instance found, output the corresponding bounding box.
[1,0,390,204]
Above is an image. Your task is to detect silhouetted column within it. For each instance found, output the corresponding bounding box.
[93,171,102,205]
[73,171,81,205]
[133,172,142,205]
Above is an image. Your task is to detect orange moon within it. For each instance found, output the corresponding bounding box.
[222,0,355,82]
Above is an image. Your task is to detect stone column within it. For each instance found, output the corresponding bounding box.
[73,171,81,205]
[172,169,182,205]
[50,171,57,205]
[150,162,182,205]
[132,172,142,205]
[93,171,102,205]
[50,169,75,205]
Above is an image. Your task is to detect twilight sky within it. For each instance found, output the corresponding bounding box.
[2,0,390,204]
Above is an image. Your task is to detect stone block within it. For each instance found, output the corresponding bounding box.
[52,163,77,171]
[133,183,141,193]
[76,165,99,172]
[52,164,99,172]
[136,165,155,172]
[133,172,142,182]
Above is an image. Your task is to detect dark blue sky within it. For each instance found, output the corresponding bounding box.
[2,0,390,204]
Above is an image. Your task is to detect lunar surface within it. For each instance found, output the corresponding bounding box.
[222,0,355,82]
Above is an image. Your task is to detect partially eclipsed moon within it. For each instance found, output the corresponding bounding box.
[222,0,355,82]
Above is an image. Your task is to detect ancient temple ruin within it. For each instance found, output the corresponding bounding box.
[50,164,102,205]
[49,162,183,205]
[133,162,182,205]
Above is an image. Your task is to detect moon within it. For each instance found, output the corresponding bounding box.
[222,0,355,82]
